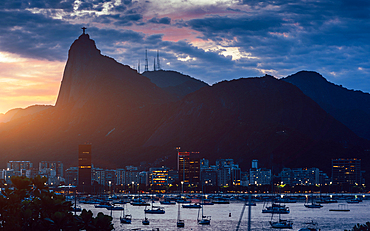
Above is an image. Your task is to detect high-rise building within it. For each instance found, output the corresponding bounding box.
[332,158,362,185]
[7,161,33,171]
[279,167,320,185]
[65,167,78,186]
[215,159,240,186]
[201,167,218,186]
[92,167,105,185]
[178,151,201,185]
[78,144,92,190]
[149,167,169,186]
[249,160,271,185]
[39,161,63,178]
[116,168,126,186]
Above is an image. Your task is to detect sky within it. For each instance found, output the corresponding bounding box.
[0,0,370,114]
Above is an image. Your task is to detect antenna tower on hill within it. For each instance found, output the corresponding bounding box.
[157,50,161,70]
[138,60,140,73]
[144,49,149,72]
[153,58,156,71]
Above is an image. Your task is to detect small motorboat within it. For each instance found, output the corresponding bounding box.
[177,219,185,227]
[329,204,350,212]
[144,206,165,214]
[120,214,132,224]
[182,203,201,208]
[304,203,323,208]
[198,216,211,225]
[142,217,150,225]
[262,203,290,214]
[106,206,124,210]
[347,199,360,204]
[160,200,176,205]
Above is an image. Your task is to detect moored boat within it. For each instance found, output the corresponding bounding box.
[142,217,150,225]
[304,203,323,208]
[120,203,132,224]
[262,203,290,214]
[270,219,293,229]
[120,214,132,224]
[183,203,201,208]
[144,205,165,214]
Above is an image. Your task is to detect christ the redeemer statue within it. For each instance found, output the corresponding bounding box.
[82,27,87,34]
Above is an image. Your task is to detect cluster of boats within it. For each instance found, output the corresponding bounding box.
[261,195,364,229]
[122,196,211,227]
[72,193,367,229]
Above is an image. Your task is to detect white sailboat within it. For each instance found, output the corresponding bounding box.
[269,184,293,229]
[120,203,132,224]
[177,203,185,227]
[197,200,211,225]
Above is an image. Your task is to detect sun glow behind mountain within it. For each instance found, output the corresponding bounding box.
[0,0,370,114]
[0,52,64,114]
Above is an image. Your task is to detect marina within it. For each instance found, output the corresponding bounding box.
[72,194,370,230]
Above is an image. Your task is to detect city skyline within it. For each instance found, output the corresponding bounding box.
[1,0,370,114]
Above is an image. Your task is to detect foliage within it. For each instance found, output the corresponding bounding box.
[345,222,370,231]
[0,176,114,231]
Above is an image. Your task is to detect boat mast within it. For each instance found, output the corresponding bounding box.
[177,203,181,221]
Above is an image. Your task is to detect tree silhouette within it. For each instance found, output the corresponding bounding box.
[0,176,113,230]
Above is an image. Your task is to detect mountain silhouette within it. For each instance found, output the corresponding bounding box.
[143,76,369,173]
[142,70,208,99]
[283,71,370,140]
[0,34,369,180]
[0,105,51,123]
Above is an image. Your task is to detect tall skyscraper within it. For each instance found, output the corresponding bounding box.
[178,151,201,185]
[332,158,362,185]
[78,144,92,191]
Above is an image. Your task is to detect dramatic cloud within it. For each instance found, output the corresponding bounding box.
[0,0,370,113]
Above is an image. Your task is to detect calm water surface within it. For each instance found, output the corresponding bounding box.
[78,199,370,231]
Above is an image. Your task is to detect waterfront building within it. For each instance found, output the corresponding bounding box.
[241,171,249,186]
[149,167,169,186]
[78,144,92,191]
[4,169,19,184]
[217,167,231,186]
[116,168,125,186]
[216,159,241,186]
[280,167,320,185]
[200,158,209,169]
[319,170,330,185]
[249,160,271,185]
[168,170,179,185]
[139,171,149,185]
[105,169,117,186]
[39,161,63,178]
[231,166,241,186]
[92,167,105,185]
[7,161,33,171]
[125,169,140,185]
[65,167,78,186]
[332,158,363,185]
[200,167,218,186]
[178,151,201,185]
[0,170,5,180]
[39,161,64,186]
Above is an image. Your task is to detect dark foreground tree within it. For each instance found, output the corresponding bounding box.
[0,176,113,231]
[345,222,370,231]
